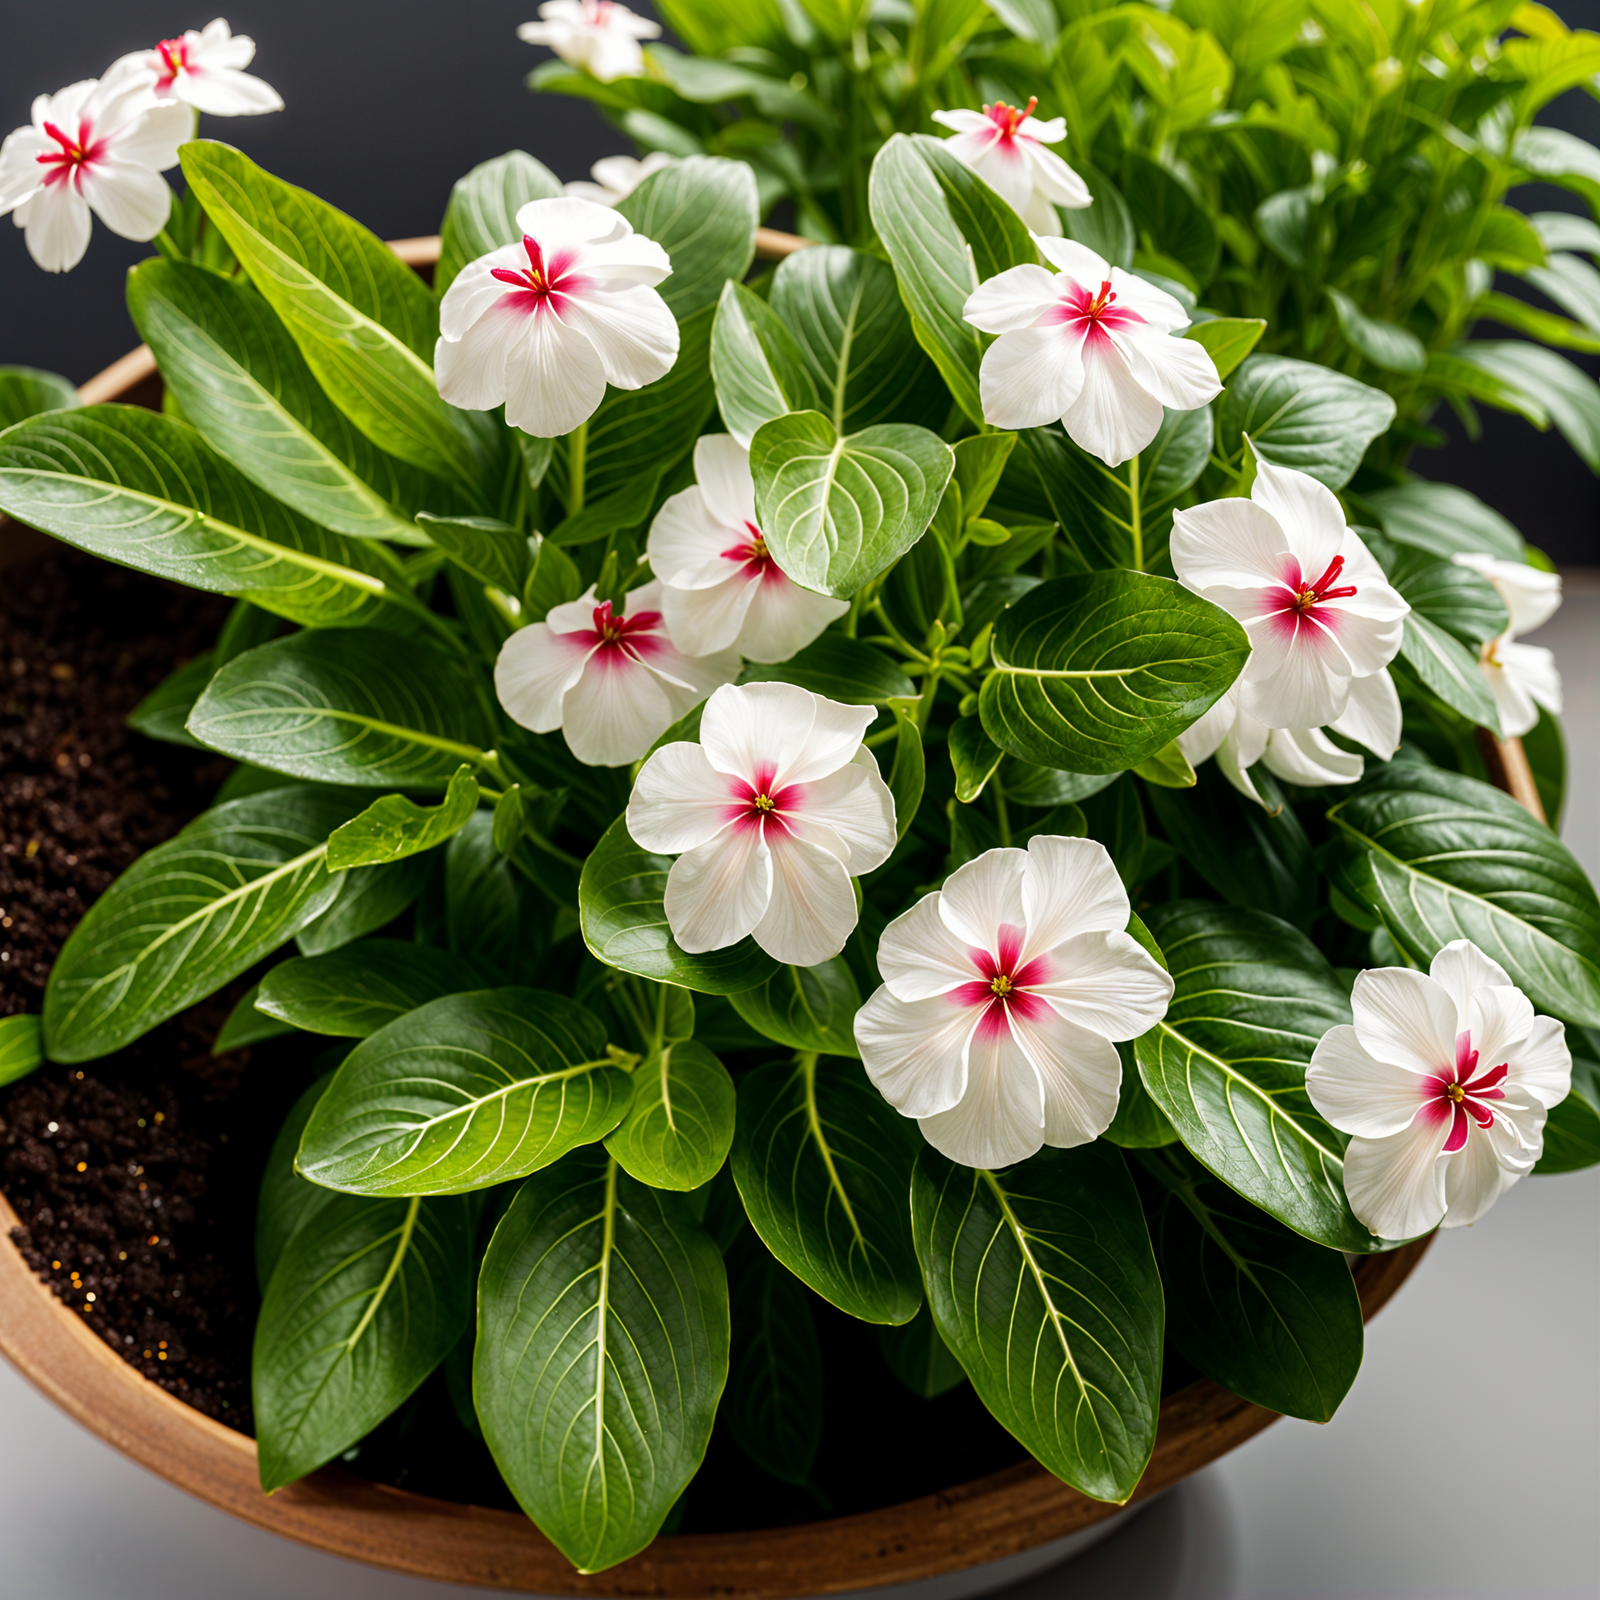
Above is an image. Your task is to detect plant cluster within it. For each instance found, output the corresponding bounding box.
[0,3,1598,1580]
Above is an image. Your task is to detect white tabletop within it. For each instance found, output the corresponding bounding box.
[2,589,1597,1600]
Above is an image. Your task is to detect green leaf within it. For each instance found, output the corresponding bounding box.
[1328,763,1600,1027]
[1142,1146,1364,1424]
[255,938,485,1037]
[1133,901,1384,1252]
[0,1015,44,1087]
[580,816,780,994]
[181,141,498,489]
[1124,153,1219,285]
[883,702,925,841]
[1102,1057,1178,1148]
[295,855,429,956]
[255,1074,338,1290]
[1523,705,1567,831]
[1521,252,1600,336]
[723,1234,824,1483]
[475,1152,729,1572]
[1216,355,1397,490]
[877,1307,966,1398]
[979,572,1250,774]
[911,1144,1163,1502]
[950,716,1005,802]
[615,155,759,322]
[750,411,954,600]
[868,133,1037,425]
[1359,480,1523,562]
[739,634,914,703]
[214,981,297,1053]
[297,988,630,1196]
[126,259,436,546]
[1132,738,1196,789]
[188,631,494,789]
[605,1040,736,1191]
[1476,288,1600,355]
[770,246,945,435]
[127,651,215,748]
[952,431,1017,521]
[0,406,422,631]
[1325,287,1427,374]
[1513,126,1600,217]
[1534,1039,1600,1173]
[325,767,481,870]
[414,513,532,596]
[42,786,360,1063]
[1184,316,1266,380]
[729,957,862,1057]
[0,364,78,427]
[1397,612,1502,731]
[1441,342,1600,470]
[436,149,563,297]
[1058,163,1135,269]
[731,1055,921,1324]
[711,280,820,448]
[1383,546,1508,643]
[254,1190,473,1490]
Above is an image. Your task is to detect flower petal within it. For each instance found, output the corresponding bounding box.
[78,157,173,242]
[734,569,850,663]
[1024,141,1092,207]
[1350,966,1457,1075]
[1306,1024,1431,1139]
[936,847,1028,951]
[1059,332,1167,467]
[1438,1124,1519,1229]
[1104,266,1191,334]
[1250,459,1347,579]
[1260,725,1364,788]
[21,182,92,273]
[435,296,531,411]
[1507,1014,1572,1110]
[181,68,283,116]
[1114,323,1222,412]
[1467,983,1536,1077]
[1030,929,1173,1042]
[661,572,758,657]
[1342,1118,1449,1238]
[514,195,631,251]
[556,283,678,390]
[1236,618,1352,730]
[1453,553,1562,636]
[1018,835,1131,957]
[1011,1010,1123,1148]
[1176,686,1239,766]
[752,830,858,966]
[1035,235,1112,285]
[855,986,978,1119]
[502,307,609,437]
[561,646,680,766]
[1330,667,1402,759]
[963,264,1062,335]
[494,622,592,734]
[1170,498,1292,593]
[694,432,760,528]
[648,486,733,591]
[878,890,984,1002]
[978,325,1084,431]
[627,742,733,853]
[918,1023,1045,1169]
[664,826,772,953]
[1426,940,1513,1031]
[793,751,897,875]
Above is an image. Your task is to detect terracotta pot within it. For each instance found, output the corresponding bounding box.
[0,228,1442,1598]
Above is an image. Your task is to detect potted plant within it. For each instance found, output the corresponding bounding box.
[2,4,1598,1592]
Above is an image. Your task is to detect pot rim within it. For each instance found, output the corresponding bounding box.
[0,233,1435,1595]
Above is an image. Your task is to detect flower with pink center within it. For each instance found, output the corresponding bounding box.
[648,435,849,663]
[0,76,189,273]
[518,0,660,81]
[107,18,283,117]
[1452,552,1564,738]
[1306,941,1570,1238]
[854,838,1173,1169]
[435,197,678,438]
[626,682,897,966]
[932,98,1091,231]
[1170,458,1409,730]
[565,152,676,207]
[963,237,1222,467]
[495,580,739,767]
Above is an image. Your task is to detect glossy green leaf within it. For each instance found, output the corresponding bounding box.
[255,1074,338,1290]
[436,148,564,296]
[437,811,552,977]
[182,141,498,489]
[0,364,78,428]
[475,1152,729,1572]
[1443,343,1600,471]
[127,259,436,545]
[294,854,429,956]
[1513,125,1600,217]
[42,786,360,1063]
[883,702,925,841]
[1102,1055,1178,1148]
[1360,480,1523,562]
[0,1015,44,1087]
[1142,1145,1364,1423]
[605,1040,736,1191]
[414,512,532,595]
[729,957,862,1057]
[1397,612,1502,731]
[1534,1038,1600,1174]
[1384,546,1508,644]
[1132,739,1196,789]
[1327,763,1600,1028]
[724,1233,824,1483]
[979,572,1249,774]
[1184,317,1265,380]
[750,410,953,600]
[731,1055,921,1324]
[325,767,481,870]
[1134,901,1383,1251]
[0,406,423,631]
[579,815,781,994]
[1217,355,1397,490]
[1325,287,1427,374]
[256,938,485,1037]
[911,1144,1163,1502]
[710,279,821,448]
[615,155,759,321]
[877,1307,966,1398]
[297,988,629,1196]
[739,634,914,703]
[254,1189,472,1490]
[950,716,1005,802]
[127,651,215,747]
[1058,163,1135,268]
[1125,153,1219,285]
[868,134,1037,424]
[188,631,494,788]
[214,981,297,1053]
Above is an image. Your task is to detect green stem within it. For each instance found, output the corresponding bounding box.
[992,774,1011,847]
[1127,454,1143,572]
[567,420,588,515]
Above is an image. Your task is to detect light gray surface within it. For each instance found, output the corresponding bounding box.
[0,592,1596,1600]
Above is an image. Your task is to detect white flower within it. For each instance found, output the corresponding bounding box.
[518,0,660,81]
[963,237,1222,467]
[106,19,283,117]
[1178,669,1403,804]
[435,197,678,439]
[648,435,849,663]
[0,77,189,273]
[1306,941,1570,1238]
[565,152,676,206]
[932,97,1091,232]
[495,581,739,768]
[855,839,1173,1169]
[626,682,897,966]
[1170,460,1410,730]
[1452,552,1563,739]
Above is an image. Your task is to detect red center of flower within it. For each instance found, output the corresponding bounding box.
[1050,277,1146,344]
[156,37,193,84]
[586,599,661,652]
[985,97,1037,141]
[35,120,104,188]
[1263,553,1359,643]
[491,234,585,315]
[951,924,1052,1043]
[720,520,783,584]
[1290,554,1358,613]
[1422,1031,1509,1154]
[725,763,797,836]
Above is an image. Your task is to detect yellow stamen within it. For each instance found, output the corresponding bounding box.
[990,974,1013,997]
[754,794,775,812]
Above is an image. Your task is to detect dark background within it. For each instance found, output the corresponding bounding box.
[2,1,1597,564]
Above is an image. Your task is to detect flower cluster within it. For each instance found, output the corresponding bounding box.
[518,0,660,82]
[0,19,278,273]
